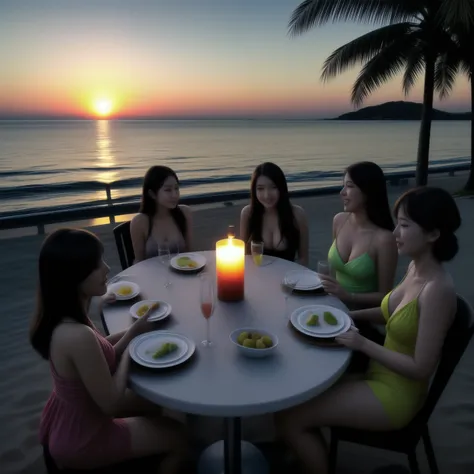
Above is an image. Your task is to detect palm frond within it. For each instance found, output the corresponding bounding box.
[435,51,461,99]
[460,59,473,79]
[321,22,414,81]
[351,34,417,106]
[402,41,425,95]
[439,0,474,33]
[288,0,421,36]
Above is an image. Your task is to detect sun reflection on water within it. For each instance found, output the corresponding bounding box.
[95,120,117,185]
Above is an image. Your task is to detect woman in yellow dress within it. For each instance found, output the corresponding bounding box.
[275,187,461,474]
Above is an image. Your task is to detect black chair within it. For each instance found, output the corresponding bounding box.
[328,295,474,474]
[43,444,161,474]
[113,221,134,270]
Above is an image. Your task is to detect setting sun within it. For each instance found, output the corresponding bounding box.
[93,98,113,117]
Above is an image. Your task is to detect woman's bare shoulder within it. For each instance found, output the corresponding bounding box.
[51,323,96,352]
[241,204,251,217]
[375,228,396,247]
[179,204,192,216]
[131,212,148,227]
[291,204,306,216]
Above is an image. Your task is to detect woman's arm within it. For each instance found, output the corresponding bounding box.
[293,205,309,267]
[358,282,456,380]
[342,231,398,307]
[70,326,131,416]
[180,205,193,252]
[130,214,148,264]
[239,205,251,242]
[350,306,385,325]
[106,330,126,345]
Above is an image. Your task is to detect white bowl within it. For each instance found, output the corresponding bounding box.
[229,327,279,358]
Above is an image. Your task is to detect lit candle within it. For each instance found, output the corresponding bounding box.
[216,233,245,302]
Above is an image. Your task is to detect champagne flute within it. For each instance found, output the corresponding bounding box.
[251,241,264,266]
[283,275,299,320]
[317,260,331,276]
[157,243,171,288]
[200,272,215,346]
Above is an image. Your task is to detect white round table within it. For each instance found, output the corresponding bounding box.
[102,251,352,474]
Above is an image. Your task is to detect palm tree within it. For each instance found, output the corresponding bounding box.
[289,0,453,186]
[436,0,474,190]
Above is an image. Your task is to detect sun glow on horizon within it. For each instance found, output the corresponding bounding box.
[93,98,113,117]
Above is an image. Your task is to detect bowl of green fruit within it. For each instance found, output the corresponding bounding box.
[230,327,278,358]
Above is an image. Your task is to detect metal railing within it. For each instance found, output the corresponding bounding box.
[0,163,469,235]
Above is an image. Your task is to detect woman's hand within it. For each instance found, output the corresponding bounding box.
[129,307,155,337]
[98,292,116,313]
[335,327,366,351]
[102,292,117,305]
[319,275,349,300]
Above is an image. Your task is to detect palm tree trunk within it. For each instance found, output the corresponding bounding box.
[415,54,436,186]
[463,72,474,191]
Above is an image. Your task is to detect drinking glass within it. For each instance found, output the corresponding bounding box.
[251,241,264,266]
[200,272,215,346]
[317,260,331,276]
[157,243,171,288]
[283,275,299,320]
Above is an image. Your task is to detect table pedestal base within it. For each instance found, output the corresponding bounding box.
[198,440,268,474]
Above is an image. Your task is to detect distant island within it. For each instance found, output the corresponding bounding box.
[334,101,471,120]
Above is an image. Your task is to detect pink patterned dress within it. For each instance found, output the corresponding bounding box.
[39,329,132,469]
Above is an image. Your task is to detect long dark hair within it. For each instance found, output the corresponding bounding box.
[30,229,103,360]
[247,162,300,252]
[139,166,186,238]
[394,187,461,262]
[345,161,394,231]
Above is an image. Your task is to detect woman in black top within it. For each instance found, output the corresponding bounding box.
[240,162,308,265]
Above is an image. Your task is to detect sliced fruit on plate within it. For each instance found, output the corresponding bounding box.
[150,342,178,359]
[324,311,338,325]
[306,314,320,326]
[117,285,133,296]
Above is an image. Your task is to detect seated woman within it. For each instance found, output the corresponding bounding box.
[321,161,398,309]
[131,166,192,263]
[33,228,192,473]
[240,162,309,266]
[275,187,461,474]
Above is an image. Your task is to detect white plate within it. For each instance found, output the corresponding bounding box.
[290,305,351,338]
[170,253,206,272]
[108,281,140,300]
[129,331,196,368]
[129,300,171,322]
[283,270,322,290]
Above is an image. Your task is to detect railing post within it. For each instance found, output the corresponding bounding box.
[105,183,115,224]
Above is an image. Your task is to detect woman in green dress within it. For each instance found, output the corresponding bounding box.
[321,161,398,309]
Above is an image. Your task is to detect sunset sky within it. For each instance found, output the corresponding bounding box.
[0,0,471,119]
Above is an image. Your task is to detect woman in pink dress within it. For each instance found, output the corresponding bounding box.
[30,228,193,473]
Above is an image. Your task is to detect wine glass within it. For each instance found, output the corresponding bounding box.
[157,243,171,288]
[283,275,299,320]
[200,272,215,346]
[317,260,331,276]
[251,241,264,266]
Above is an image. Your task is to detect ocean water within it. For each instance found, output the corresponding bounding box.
[0,119,470,215]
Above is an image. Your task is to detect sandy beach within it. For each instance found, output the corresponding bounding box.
[1,174,473,474]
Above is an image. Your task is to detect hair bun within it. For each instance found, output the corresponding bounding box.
[433,232,458,262]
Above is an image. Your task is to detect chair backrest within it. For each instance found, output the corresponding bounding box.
[113,221,134,270]
[413,295,474,425]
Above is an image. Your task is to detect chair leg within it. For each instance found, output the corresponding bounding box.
[407,452,420,474]
[328,433,338,474]
[422,429,440,474]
